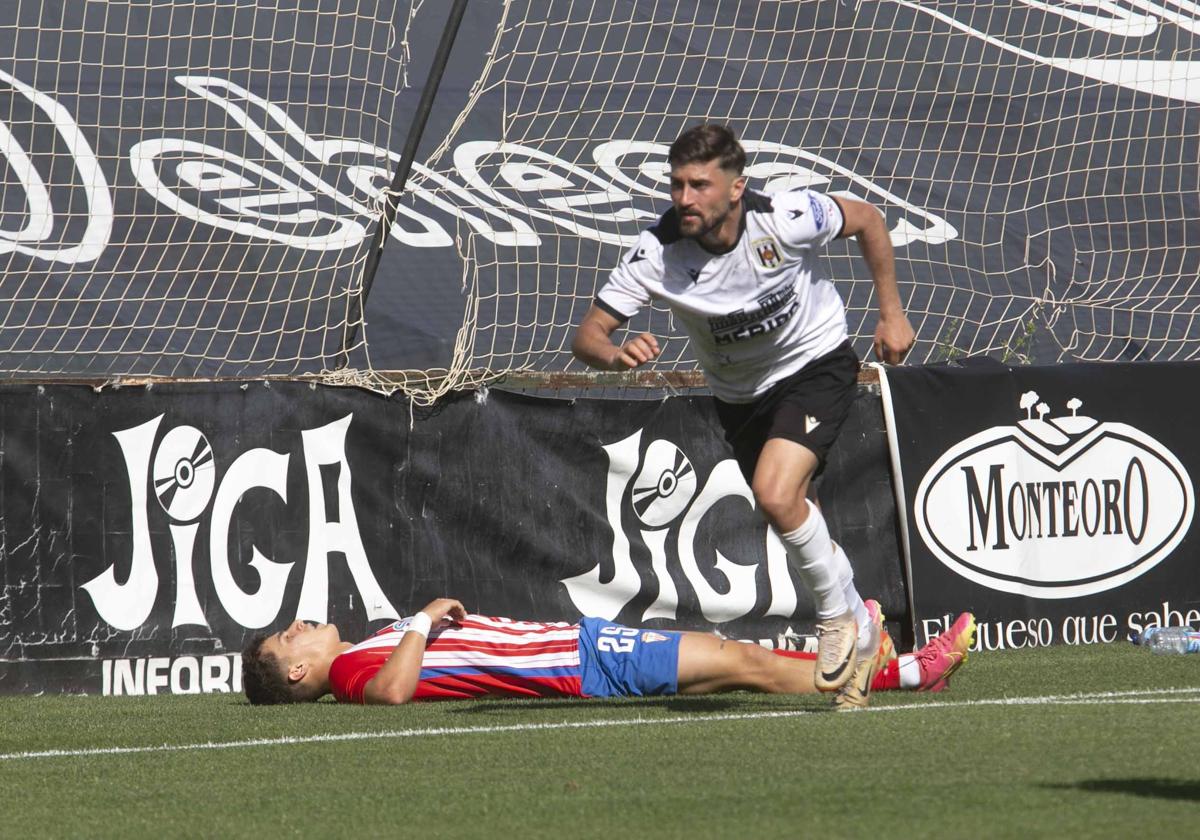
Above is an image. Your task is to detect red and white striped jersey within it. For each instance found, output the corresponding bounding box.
[328,614,585,703]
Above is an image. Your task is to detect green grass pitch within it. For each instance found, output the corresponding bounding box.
[2,644,1198,838]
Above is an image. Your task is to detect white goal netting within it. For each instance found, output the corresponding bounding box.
[0,1,1197,398]
[404,0,1200,400]
[0,0,409,380]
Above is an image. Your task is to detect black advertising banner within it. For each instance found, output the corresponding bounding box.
[882,362,1200,651]
[0,381,902,695]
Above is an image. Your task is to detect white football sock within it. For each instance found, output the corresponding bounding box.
[898,655,923,688]
[832,543,873,652]
[777,499,849,620]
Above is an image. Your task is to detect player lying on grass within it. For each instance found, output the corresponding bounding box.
[242,598,976,710]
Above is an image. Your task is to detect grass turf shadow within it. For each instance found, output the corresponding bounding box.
[1042,778,1200,802]
[447,695,780,715]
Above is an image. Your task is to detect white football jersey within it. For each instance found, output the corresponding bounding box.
[595,189,850,403]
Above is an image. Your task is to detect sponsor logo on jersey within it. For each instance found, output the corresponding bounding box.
[915,392,1193,599]
[752,237,782,269]
[808,193,827,231]
[708,285,799,345]
[641,631,670,643]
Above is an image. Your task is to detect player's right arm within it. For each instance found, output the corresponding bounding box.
[362,598,466,705]
[571,231,663,370]
[572,305,660,370]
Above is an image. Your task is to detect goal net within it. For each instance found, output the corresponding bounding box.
[0,1,1197,397]
[0,0,408,380]
[405,0,1200,400]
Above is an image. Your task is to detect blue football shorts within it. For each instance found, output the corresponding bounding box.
[577,617,683,698]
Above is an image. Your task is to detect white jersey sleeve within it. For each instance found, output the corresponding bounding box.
[771,189,845,250]
[594,230,661,320]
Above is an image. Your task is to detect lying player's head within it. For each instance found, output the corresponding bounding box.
[668,124,748,239]
[242,619,344,705]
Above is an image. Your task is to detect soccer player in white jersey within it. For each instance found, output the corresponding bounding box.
[241,597,976,706]
[571,124,916,709]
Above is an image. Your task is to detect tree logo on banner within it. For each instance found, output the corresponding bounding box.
[914,393,1194,598]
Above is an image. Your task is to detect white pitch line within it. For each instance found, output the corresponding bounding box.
[2,686,1198,763]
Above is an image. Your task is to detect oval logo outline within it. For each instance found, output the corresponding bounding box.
[914,419,1193,599]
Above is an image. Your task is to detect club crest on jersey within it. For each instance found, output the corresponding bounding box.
[752,237,782,269]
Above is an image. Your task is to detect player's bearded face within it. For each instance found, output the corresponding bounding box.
[670,160,746,240]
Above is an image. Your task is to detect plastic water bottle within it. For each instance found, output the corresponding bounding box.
[1136,627,1200,655]
[1130,626,1162,645]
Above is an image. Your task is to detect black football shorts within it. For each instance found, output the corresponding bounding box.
[713,341,860,484]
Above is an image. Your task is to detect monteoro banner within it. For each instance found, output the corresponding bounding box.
[882,362,1200,650]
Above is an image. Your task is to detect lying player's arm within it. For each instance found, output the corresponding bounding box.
[362,598,466,705]
[571,304,660,370]
[834,196,915,364]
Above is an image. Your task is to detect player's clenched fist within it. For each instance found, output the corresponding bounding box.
[612,332,660,369]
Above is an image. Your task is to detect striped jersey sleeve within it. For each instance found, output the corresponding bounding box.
[328,614,585,704]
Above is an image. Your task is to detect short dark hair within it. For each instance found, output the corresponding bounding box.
[242,633,299,705]
[668,124,746,174]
